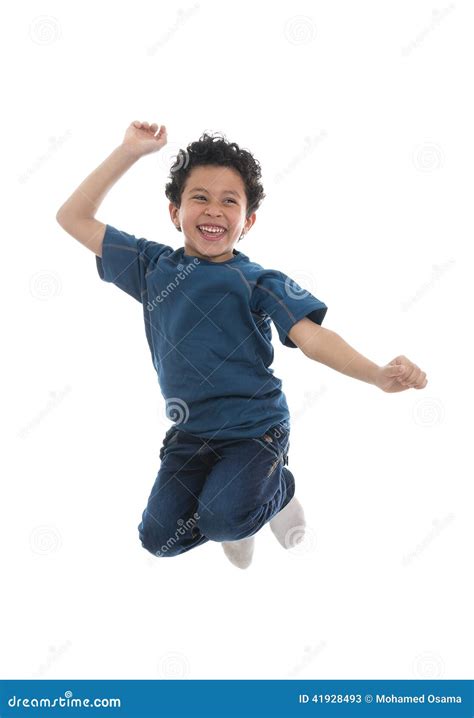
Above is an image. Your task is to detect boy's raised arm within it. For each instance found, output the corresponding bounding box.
[55,121,167,257]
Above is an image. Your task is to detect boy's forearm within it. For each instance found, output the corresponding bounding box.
[303,326,380,385]
[56,145,139,220]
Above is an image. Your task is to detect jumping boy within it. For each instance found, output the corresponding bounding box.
[56,120,428,569]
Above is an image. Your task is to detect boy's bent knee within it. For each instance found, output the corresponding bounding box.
[139,534,181,558]
[138,523,182,558]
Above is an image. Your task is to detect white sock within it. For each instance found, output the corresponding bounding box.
[269,496,306,549]
[221,535,255,569]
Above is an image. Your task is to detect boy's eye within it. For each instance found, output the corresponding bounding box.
[193,195,236,204]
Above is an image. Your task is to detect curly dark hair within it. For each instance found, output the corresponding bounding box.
[165,132,265,241]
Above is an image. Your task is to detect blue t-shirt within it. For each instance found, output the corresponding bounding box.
[96,224,328,439]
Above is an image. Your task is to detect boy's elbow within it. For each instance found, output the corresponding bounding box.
[56,199,76,225]
[56,206,77,229]
[56,206,68,225]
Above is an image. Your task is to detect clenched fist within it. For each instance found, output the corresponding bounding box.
[375,355,428,393]
[122,120,168,158]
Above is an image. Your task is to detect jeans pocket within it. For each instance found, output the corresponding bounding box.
[253,423,290,472]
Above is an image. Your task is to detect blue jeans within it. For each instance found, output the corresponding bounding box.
[138,420,295,558]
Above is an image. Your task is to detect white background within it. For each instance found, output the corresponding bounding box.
[1,0,472,680]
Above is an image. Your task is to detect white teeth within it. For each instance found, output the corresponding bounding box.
[199,226,225,233]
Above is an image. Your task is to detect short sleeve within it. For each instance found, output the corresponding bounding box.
[252,269,328,348]
[95,224,173,303]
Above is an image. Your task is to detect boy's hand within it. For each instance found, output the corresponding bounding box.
[374,355,428,393]
[121,120,168,158]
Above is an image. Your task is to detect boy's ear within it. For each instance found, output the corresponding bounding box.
[245,212,257,232]
[169,202,181,230]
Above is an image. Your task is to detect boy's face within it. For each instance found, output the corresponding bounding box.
[169,165,256,262]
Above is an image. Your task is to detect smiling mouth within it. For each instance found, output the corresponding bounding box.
[197,226,227,241]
